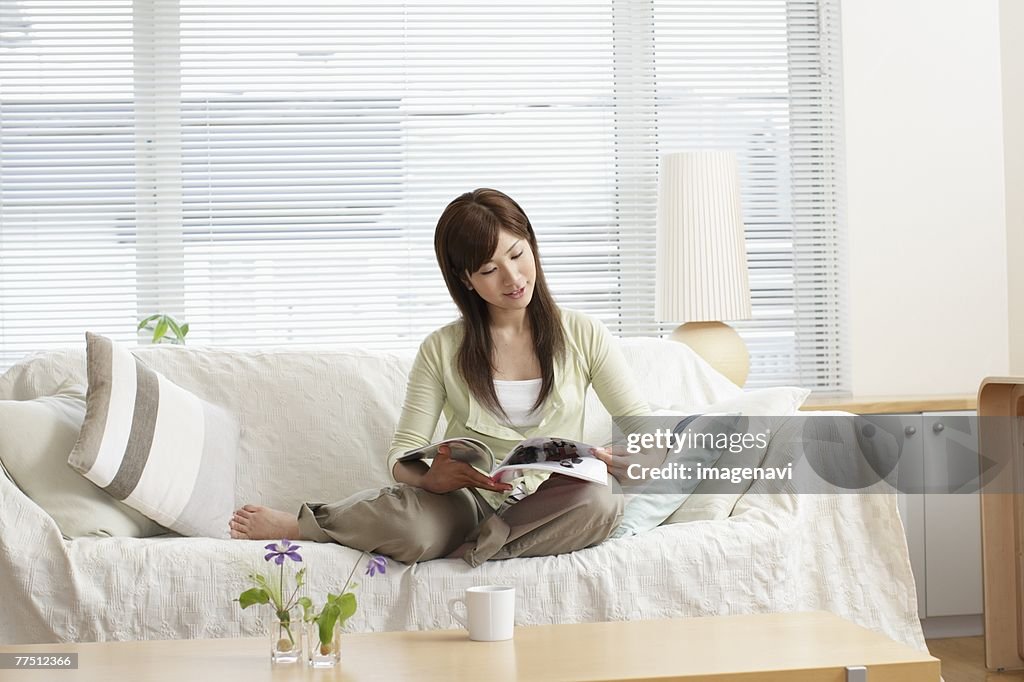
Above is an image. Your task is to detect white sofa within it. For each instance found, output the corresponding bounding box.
[0,338,927,653]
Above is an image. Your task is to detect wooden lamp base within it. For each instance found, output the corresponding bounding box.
[668,321,749,387]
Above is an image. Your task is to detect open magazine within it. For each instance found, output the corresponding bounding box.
[397,436,608,486]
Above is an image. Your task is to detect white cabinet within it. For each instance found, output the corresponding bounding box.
[894,414,926,619]
[895,410,982,629]
[897,411,929,618]
[921,412,983,618]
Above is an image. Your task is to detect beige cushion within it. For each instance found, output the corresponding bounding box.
[0,383,167,538]
[67,333,239,538]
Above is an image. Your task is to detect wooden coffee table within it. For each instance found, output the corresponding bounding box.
[0,611,939,681]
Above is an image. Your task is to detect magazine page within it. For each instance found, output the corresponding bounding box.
[397,437,493,471]
[491,437,608,486]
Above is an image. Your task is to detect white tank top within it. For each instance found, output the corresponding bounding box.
[493,378,543,429]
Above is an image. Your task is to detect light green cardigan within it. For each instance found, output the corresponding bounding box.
[387,308,650,506]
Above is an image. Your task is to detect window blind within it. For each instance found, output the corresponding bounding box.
[0,0,847,392]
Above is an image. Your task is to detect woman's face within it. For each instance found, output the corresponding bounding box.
[464,228,537,315]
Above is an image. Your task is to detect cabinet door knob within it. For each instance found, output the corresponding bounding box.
[905,425,917,437]
[932,422,945,433]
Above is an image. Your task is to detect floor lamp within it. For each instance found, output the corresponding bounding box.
[655,151,753,387]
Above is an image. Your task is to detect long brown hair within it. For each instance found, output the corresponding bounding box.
[434,188,565,420]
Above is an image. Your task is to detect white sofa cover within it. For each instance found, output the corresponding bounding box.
[0,339,927,654]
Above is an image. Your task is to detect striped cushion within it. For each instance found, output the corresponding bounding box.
[68,332,239,538]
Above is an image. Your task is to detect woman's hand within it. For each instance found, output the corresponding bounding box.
[590,445,634,485]
[420,445,513,495]
[593,443,670,486]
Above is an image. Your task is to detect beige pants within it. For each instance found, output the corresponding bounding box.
[297,474,623,567]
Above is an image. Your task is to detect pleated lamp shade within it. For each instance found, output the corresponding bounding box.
[655,151,752,323]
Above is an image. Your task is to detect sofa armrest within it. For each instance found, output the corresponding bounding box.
[0,469,71,644]
[0,470,64,539]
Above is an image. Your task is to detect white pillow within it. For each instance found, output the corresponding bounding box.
[658,385,810,416]
[662,386,810,524]
[67,333,240,538]
[0,383,168,538]
[611,412,734,538]
[618,338,744,411]
[582,338,743,446]
[611,386,810,537]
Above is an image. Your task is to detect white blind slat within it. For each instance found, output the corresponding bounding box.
[1,0,846,391]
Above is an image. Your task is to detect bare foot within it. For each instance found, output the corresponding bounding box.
[229,504,301,541]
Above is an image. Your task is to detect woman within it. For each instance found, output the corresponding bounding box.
[230,188,649,566]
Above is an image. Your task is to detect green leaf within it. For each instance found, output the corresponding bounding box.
[297,596,315,623]
[179,322,189,338]
[295,567,306,589]
[153,318,169,343]
[250,569,283,610]
[316,603,341,645]
[238,588,270,609]
[336,592,357,627]
[137,314,160,331]
[165,317,183,339]
[266,579,283,610]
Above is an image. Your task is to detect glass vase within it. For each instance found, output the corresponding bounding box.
[269,608,304,665]
[307,620,341,668]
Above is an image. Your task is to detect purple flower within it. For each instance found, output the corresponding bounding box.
[264,539,302,565]
[365,555,387,577]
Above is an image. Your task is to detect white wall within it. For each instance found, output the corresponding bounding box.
[1003,0,1024,375]
[841,0,1009,395]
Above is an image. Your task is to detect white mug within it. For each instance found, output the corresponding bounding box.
[447,585,515,641]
